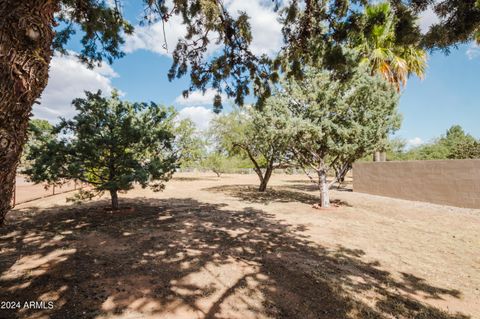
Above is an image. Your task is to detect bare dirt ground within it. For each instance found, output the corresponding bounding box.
[1,172,479,319]
[13,176,79,205]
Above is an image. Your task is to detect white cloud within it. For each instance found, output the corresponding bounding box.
[124,13,189,56]
[466,43,480,60]
[418,6,439,34]
[33,52,118,123]
[174,88,227,107]
[178,106,215,131]
[124,0,283,57]
[223,0,283,56]
[407,137,424,147]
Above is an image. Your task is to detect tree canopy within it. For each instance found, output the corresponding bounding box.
[21,119,55,165]
[29,0,474,107]
[24,91,179,210]
[388,125,480,160]
[210,103,294,191]
[279,68,400,207]
[173,118,206,169]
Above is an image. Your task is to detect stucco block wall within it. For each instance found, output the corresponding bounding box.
[353,160,480,208]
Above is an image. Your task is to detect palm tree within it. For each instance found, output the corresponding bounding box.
[354,2,427,161]
[357,2,427,90]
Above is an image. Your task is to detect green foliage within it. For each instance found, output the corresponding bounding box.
[21,119,55,166]
[450,140,480,159]
[51,0,277,108]
[279,67,400,206]
[201,152,228,177]
[28,119,54,134]
[45,1,478,109]
[442,125,478,158]
[388,125,480,161]
[54,0,134,66]
[418,0,480,51]
[209,103,294,190]
[24,91,178,209]
[355,2,427,89]
[200,152,250,177]
[174,118,206,168]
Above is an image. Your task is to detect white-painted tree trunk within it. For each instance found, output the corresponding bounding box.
[318,169,330,208]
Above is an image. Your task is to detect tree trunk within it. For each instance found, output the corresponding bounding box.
[258,166,273,192]
[373,151,386,162]
[0,1,56,225]
[318,169,330,208]
[380,151,387,162]
[110,190,119,210]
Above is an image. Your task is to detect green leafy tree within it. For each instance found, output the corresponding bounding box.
[385,137,412,161]
[409,141,450,160]
[444,125,480,159]
[24,91,178,210]
[356,2,427,90]
[417,0,480,51]
[281,68,400,207]
[450,140,480,159]
[210,104,294,191]
[403,125,480,160]
[1,0,478,222]
[21,119,55,166]
[442,125,478,158]
[174,119,206,169]
[0,0,272,222]
[282,0,480,79]
[201,152,229,177]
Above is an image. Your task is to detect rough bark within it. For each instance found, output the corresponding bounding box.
[0,0,57,225]
[110,189,119,210]
[244,148,275,192]
[258,165,273,192]
[318,169,330,208]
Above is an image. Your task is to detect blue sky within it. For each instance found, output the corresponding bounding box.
[33,0,480,146]
[397,44,480,145]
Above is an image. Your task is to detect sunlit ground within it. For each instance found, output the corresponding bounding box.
[1,173,479,319]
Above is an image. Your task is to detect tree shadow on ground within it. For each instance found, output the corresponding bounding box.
[283,180,353,193]
[172,176,218,182]
[0,198,467,319]
[204,185,351,207]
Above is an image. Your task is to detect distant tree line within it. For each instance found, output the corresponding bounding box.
[18,0,478,212]
[25,66,400,210]
[387,125,480,161]
[2,0,480,223]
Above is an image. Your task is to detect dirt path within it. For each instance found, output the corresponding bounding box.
[1,173,479,319]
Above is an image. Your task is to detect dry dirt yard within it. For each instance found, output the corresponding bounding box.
[1,173,479,319]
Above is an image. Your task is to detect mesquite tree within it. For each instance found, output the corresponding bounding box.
[201,152,229,177]
[24,91,178,210]
[210,104,293,192]
[0,1,477,222]
[0,0,270,223]
[173,118,206,169]
[282,68,400,207]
